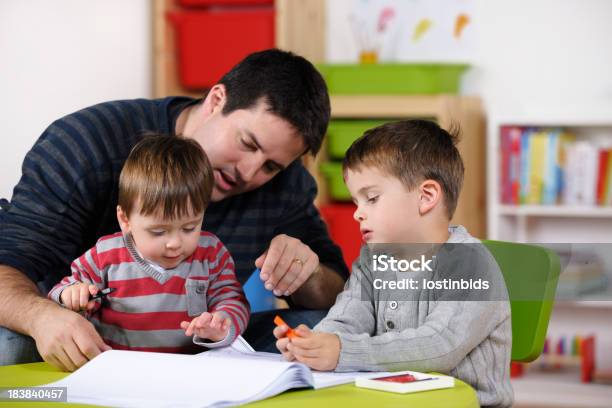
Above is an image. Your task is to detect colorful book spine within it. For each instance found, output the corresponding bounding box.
[596,150,609,205]
[527,131,548,204]
[500,126,523,204]
[543,130,559,205]
[510,127,522,204]
[564,142,598,205]
[557,132,576,204]
[519,129,532,204]
[605,149,612,205]
[500,127,512,204]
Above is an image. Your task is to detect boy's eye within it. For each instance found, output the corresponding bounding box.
[149,230,165,237]
[182,227,196,233]
[367,195,379,204]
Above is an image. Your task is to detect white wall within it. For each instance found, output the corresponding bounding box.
[0,0,151,199]
[327,0,612,116]
[465,0,612,116]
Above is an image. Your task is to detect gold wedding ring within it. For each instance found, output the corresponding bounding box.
[293,258,304,266]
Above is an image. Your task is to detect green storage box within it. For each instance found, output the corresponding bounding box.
[327,120,390,159]
[317,63,469,95]
[320,162,351,201]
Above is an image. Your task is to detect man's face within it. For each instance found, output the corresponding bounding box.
[193,99,306,202]
[345,166,422,244]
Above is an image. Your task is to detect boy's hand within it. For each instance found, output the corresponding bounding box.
[60,283,99,313]
[274,322,297,361]
[278,324,341,371]
[181,312,230,342]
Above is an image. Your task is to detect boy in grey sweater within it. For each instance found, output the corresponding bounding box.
[274,120,513,407]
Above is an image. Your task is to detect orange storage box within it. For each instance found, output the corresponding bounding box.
[168,9,275,89]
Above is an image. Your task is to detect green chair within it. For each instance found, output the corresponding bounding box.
[483,240,561,362]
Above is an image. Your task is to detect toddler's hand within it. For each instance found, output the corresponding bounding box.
[60,283,99,313]
[181,312,230,342]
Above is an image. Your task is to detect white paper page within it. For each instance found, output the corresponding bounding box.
[195,335,256,359]
[203,347,388,390]
[311,370,390,389]
[229,335,255,353]
[46,349,310,408]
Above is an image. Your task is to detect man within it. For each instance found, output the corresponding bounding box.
[0,49,348,370]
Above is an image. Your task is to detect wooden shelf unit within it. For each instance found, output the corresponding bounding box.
[151,0,486,238]
[312,94,486,238]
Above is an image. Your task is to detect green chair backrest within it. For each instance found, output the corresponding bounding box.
[482,240,561,362]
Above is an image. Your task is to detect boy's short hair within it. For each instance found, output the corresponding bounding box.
[218,49,330,156]
[343,120,464,219]
[118,135,213,219]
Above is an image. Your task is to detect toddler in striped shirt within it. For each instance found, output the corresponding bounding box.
[49,135,249,353]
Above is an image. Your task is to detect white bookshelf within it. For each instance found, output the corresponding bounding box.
[487,113,612,405]
[487,113,612,243]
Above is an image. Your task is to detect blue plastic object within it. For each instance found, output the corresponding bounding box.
[242,268,277,312]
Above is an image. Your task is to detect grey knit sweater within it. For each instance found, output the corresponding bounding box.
[315,226,513,408]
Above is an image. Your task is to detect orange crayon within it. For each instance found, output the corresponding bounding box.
[274,315,298,339]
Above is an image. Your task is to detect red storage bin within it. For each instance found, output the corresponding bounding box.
[178,0,272,6]
[168,9,275,89]
[320,204,362,271]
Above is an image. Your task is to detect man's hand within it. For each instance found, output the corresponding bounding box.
[31,304,111,372]
[180,311,230,342]
[255,234,320,297]
[60,283,98,312]
[0,265,111,372]
[276,325,341,371]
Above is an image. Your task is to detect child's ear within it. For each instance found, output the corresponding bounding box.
[116,205,131,234]
[203,84,227,115]
[418,179,443,216]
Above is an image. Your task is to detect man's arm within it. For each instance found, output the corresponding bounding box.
[0,265,51,336]
[258,163,349,306]
[0,108,123,370]
[290,264,345,309]
[0,265,110,371]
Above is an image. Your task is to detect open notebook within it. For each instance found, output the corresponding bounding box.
[45,336,389,408]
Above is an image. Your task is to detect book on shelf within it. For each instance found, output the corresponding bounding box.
[564,141,599,206]
[605,153,612,204]
[499,126,612,207]
[510,127,521,204]
[519,128,532,204]
[595,149,609,205]
[500,126,522,204]
[528,131,547,204]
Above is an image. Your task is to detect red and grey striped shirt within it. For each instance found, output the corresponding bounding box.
[48,231,250,353]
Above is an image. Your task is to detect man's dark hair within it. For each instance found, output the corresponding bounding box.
[218,49,330,156]
[343,120,465,219]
